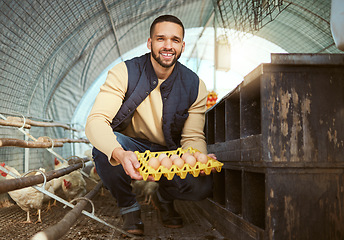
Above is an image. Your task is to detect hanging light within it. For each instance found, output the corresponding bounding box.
[215,34,231,72]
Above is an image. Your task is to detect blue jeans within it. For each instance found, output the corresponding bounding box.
[92,132,213,208]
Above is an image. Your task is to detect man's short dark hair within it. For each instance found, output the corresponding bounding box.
[150,15,185,39]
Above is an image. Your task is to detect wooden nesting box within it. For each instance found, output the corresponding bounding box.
[201,54,344,240]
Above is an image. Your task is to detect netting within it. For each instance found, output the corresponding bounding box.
[0,0,214,171]
[214,0,286,33]
[0,0,340,171]
[212,0,340,53]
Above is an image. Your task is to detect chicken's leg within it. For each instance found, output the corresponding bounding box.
[51,199,57,207]
[100,187,105,196]
[22,211,32,223]
[35,209,42,223]
[45,201,52,212]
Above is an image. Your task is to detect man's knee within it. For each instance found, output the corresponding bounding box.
[92,147,126,184]
[191,175,213,200]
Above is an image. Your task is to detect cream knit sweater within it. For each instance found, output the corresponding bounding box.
[85,61,208,165]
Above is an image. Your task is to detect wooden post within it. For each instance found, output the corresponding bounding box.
[0,161,85,194]
[6,116,77,131]
[0,119,31,129]
[0,138,63,148]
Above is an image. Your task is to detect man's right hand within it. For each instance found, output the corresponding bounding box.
[112,147,143,180]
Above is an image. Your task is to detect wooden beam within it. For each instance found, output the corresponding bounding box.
[0,161,85,194]
[54,138,90,144]
[6,116,77,131]
[0,138,63,148]
[32,181,103,240]
[0,119,31,129]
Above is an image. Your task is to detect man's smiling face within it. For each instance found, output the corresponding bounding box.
[148,21,185,69]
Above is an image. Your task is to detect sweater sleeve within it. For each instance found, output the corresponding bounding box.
[180,78,208,154]
[85,62,128,165]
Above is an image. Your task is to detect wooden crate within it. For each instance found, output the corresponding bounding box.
[202,54,344,240]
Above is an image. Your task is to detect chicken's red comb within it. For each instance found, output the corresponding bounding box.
[0,163,7,177]
[63,179,72,188]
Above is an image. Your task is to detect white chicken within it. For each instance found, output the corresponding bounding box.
[40,158,68,209]
[51,158,68,192]
[142,181,159,207]
[54,157,68,170]
[37,168,56,211]
[61,170,87,201]
[89,166,100,182]
[0,192,13,208]
[89,166,106,196]
[132,180,159,207]
[0,164,44,223]
[84,149,93,160]
[131,179,147,197]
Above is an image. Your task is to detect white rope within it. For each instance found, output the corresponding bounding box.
[18,113,27,130]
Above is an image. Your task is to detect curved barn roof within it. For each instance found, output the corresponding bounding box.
[0,0,341,125]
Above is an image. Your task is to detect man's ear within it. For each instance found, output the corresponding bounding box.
[147,38,152,50]
[181,42,185,53]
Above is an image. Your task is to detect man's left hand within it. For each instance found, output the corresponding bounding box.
[199,153,217,176]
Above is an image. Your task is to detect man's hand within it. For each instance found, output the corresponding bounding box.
[200,153,217,176]
[207,153,217,160]
[112,147,143,180]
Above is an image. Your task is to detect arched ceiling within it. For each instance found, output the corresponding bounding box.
[0,0,341,125]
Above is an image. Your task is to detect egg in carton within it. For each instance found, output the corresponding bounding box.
[135,147,223,181]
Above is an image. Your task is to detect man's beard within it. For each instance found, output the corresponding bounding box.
[151,45,182,68]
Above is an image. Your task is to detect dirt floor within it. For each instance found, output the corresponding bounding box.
[0,178,227,240]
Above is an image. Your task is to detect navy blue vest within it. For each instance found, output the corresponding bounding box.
[110,53,200,150]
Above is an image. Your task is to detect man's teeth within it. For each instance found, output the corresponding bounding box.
[161,53,173,56]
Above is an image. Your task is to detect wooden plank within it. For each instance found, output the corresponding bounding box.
[196,198,264,240]
[240,74,261,138]
[208,140,241,162]
[215,102,226,143]
[241,135,262,162]
[260,64,344,163]
[213,170,225,205]
[206,109,215,144]
[271,53,344,65]
[266,169,344,240]
[242,171,265,229]
[225,88,240,141]
[225,169,242,214]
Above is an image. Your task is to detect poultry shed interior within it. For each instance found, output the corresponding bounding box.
[1,0,344,239]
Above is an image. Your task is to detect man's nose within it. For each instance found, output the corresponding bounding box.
[164,39,172,49]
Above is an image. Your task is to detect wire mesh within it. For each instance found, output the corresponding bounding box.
[212,0,340,54]
[213,0,287,33]
[0,0,340,180]
[0,0,214,174]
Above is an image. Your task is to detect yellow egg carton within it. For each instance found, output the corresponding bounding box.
[134,147,223,181]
